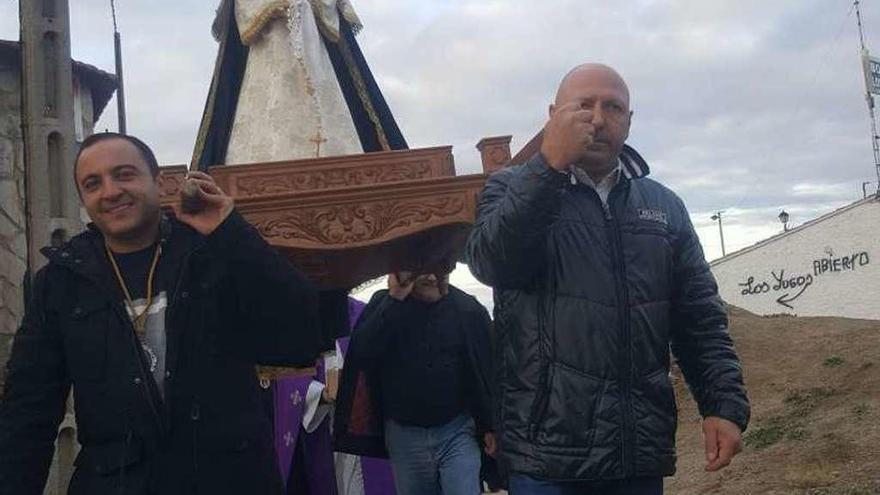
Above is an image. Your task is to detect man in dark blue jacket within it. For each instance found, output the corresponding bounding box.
[0,133,322,495]
[466,64,749,494]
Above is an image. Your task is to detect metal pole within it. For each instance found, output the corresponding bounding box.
[111,0,126,134]
[855,1,880,190]
[711,212,726,257]
[857,0,868,49]
[863,181,872,198]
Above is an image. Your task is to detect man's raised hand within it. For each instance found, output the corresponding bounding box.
[388,272,415,301]
[173,171,234,235]
[540,101,596,171]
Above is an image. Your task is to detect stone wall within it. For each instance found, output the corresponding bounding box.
[0,61,27,390]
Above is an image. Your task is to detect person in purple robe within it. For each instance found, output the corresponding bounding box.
[273,298,396,495]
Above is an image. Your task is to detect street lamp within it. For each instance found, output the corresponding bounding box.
[711,211,726,257]
[778,210,790,232]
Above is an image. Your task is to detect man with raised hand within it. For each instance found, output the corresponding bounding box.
[466,64,749,494]
[0,132,322,495]
[335,271,495,495]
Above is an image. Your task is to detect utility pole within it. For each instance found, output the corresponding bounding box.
[711,211,726,257]
[19,0,82,276]
[111,0,127,133]
[855,0,880,192]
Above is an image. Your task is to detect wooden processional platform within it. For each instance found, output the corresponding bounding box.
[158,136,514,290]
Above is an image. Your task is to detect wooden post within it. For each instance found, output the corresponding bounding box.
[475,135,512,174]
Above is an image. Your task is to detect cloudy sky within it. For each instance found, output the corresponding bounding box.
[2,0,878,302]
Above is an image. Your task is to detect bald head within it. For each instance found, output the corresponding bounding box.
[554,63,630,108]
[545,63,633,176]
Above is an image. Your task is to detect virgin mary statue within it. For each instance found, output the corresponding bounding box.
[192,0,407,168]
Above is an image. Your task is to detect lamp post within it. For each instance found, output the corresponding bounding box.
[779,210,790,232]
[711,211,726,257]
[863,181,872,199]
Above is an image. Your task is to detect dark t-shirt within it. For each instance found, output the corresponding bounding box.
[111,244,168,396]
[380,296,468,427]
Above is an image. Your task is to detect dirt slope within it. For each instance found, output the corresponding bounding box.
[666,307,880,495]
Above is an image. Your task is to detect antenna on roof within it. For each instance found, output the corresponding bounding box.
[854,1,880,193]
[111,0,127,134]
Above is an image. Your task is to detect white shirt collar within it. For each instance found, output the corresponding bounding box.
[570,159,621,187]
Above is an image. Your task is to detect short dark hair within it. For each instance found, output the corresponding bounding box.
[74,132,161,182]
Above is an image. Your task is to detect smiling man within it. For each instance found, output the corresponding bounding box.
[466,64,750,494]
[0,132,323,495]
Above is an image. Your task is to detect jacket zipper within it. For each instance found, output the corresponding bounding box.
[604,194,635,478]
[109,301,168,436]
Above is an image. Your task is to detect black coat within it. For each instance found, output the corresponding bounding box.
[465,150,750,481]
[0,212,322,495]
[333,287,494,458]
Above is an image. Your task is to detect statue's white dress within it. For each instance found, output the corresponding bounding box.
[226,0,364,164]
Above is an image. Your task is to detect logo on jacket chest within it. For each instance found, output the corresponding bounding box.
[637,208,669,226]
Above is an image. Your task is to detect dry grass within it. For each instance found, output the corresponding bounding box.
[666,307,880,495]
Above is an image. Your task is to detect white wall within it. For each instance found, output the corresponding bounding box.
[710,198,879,320]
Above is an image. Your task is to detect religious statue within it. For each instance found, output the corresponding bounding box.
[193,0,407,168]
[191,1,407,493]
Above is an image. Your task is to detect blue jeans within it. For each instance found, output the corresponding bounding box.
[509,473,663,495]
[384,414,481,495]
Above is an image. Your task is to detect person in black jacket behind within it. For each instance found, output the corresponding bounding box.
[334,271,495,495]
[465,64,750,495]
[0,133,322,495]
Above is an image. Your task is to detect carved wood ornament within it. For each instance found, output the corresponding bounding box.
[160,146,490,289]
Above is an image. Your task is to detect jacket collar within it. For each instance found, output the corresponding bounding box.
[41,214,196,278]
[620,144,650,180]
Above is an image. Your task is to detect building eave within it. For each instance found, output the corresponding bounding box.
[0,39,118,123]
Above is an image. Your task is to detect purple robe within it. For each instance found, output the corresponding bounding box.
[274,298,395,495]
[274,375,314,488]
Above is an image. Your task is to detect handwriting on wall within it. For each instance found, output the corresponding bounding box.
[813,252,870,276]
[739,270,814,309]
[737,250,871,309]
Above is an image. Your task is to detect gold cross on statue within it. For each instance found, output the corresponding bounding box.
[310,130,328,157]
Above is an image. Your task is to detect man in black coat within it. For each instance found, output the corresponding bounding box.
[0,133,322,495]
[334,272,495,495]
[465,64,750,494]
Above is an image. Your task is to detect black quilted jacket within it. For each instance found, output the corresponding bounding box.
[465,148,749,481]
